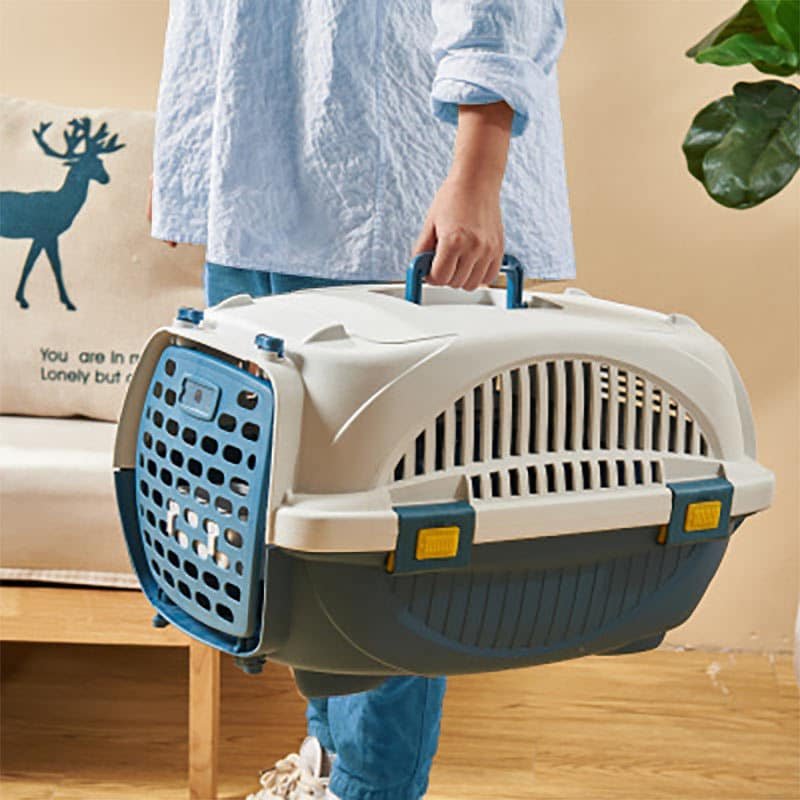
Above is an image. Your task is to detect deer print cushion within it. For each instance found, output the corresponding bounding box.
[0,95,205,422]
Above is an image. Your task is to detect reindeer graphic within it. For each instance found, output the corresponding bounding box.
[0,117,125,311]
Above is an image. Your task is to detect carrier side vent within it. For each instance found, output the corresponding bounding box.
[391,360,711,484]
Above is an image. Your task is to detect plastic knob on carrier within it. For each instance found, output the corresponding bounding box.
[255,333,285,358]
[177,306,204,325]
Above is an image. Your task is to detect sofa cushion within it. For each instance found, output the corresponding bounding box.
[0,95,204,423]
[0,415,138,587]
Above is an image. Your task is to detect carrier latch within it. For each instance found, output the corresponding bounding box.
[658,477,734,546]
[388,501,475,574]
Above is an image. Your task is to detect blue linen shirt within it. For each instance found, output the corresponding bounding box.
[151,0,575,281]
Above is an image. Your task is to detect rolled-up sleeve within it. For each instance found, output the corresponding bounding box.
[430,0,566,137]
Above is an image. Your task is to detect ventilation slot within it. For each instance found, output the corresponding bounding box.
[391,358,713,483]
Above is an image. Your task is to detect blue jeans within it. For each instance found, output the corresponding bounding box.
[203,262,447,800]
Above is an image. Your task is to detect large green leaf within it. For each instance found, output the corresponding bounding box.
[753,0,800,54]
[687,0,799,75]
[682,80,800,209]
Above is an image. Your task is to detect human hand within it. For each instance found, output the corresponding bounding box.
[148,174,177,248]
[412,101,514,291]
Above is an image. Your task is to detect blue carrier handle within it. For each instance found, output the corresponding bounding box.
[405,251,526,310]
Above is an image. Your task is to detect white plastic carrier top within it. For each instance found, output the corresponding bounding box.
[115,282,775,554]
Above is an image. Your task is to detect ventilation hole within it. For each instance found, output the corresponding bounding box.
[414,431,425,476]
[582,362,592,450]
[184,560,199,580]
[224,583,241,602]
[216,604,234,622]
[510,370,521,456]
[527,466,538,494]
[155,440,167,458]
[178,580,191,599]
[196,592,211,611]
[153,410,164,428]
[152,488,163,507]
[223,444,243,465]
[545,463,556,493]
[564,362,575,450]
[215,551,230,570]
[154,540,165,557]
[668,412,678,452]
[202,572,220,590]
[176,477,190,495]
[394,458,405,482]
[473,385,483,461]
[237,390,259,410]
[241,422,260,442]
[215,497,233,515]
[166,418,179,436]
[617,399,627,449]
[435,413,445,471]
[225,528,243,548]
[195,486,210,505]
[168,550,180,568]
[184,508,199,528]
[634,460,644,485]
[218,413,237,432]
[581,461,591,490]
[564,462,575,491]
[684,418,694,454]
[143,530,152,546]
[182,427,197,446]
[491,381,501,460]
[167,449,183,468]
[159,467,173,487]
[188,458,203,477]
[470,475,482,499]
[146,509,156,527]
[163,570,175,587]
[145,406,151,420]
[150,559,161,576]
[652,461,663,483]
[208,467,225,486]
[546,362,557,452]
[230,477,249,497]
[176,531,189,549]
[158,518,168,536]
[700,436,708,457]
[165,358,176,376]
[599,461,610,489]
[490,471,501,497]
[204,519,220,537]
[165,388,177,406]
[143,431,153,449]
[193,540,209,559]
[147,459,157,477]
[599,385,609,449]
[153,382,163,399]
[509,468,520,496]
[201,436,218,455]
[139,453,145,468]
[454,397,465,466]
[235,561,244,576]
[616,459,626,486]
[247,454,257,470]
[238,506,249,523]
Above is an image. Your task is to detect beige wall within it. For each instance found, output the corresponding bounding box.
[1,0,797,651]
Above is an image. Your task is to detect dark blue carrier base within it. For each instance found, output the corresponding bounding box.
[117,466,739,698]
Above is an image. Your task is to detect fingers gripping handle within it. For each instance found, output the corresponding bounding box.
[405,251,526,309]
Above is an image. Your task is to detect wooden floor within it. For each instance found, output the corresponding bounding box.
[1,643,797,800]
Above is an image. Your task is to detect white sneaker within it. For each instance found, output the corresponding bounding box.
[246,736,336,800]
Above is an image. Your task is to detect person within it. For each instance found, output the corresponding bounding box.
[148,2,574,798]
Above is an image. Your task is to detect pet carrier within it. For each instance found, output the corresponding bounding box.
[114,253,774,697]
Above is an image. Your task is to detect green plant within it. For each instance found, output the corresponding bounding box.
[683,0,799,208]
